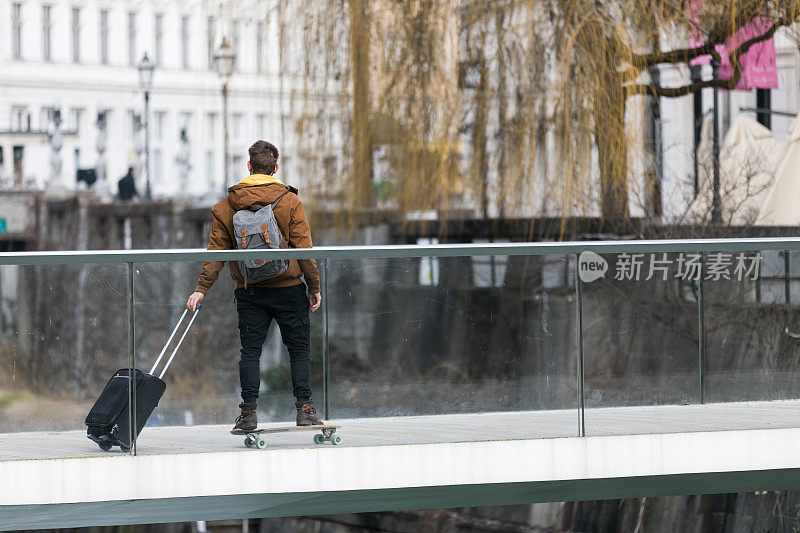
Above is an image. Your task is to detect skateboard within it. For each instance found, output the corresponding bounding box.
[230,425,342,449]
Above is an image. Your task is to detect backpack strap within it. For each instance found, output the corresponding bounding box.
[271,192,288,207]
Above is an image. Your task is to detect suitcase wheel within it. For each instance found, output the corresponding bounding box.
[99,439,113,451]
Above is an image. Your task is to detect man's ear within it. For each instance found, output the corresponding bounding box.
[274,163,279,174]
[247,161,252,173]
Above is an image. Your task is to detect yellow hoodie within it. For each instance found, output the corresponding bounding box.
[237,174,284,187]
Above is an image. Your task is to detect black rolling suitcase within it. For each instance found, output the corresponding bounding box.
[85,308,200,451]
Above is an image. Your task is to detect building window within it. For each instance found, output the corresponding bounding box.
[205,112,216,188]
[71,108,83,137]
[154,13,163,66]
[102,109,113,138]
[12,3,22,60]
[232,113,243,141]
[256,22,264,73]
[281,114,295,147]
[231,21,240,71]
[279,21,290,74]
[42,5,51,61]
[756,89,772,130]
[256,113,266,137]
[11,106,28,131]
[205,113,216,143]
[100,10,109,64]
[323,155,337,178]
[154,111,165,142]
[181,15,189,69]
[128,11,137,65]
[232,155,243,176]
[207,17,215,69]
[127,110,140,140]
[12,146,24,184]
[39,106,54,131]
[153,149,163,184]
[205,150,214,184]
[179,112,192,135]
[71,7,81,62]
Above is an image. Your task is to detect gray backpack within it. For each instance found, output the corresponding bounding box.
[231,193,290,283]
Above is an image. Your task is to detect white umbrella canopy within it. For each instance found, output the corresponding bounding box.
[756,114,800,226]
[689,116,782,225]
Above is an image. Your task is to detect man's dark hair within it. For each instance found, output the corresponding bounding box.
[249,140,279,175]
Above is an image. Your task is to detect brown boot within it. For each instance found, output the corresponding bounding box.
[232,406,257,431]
[296,403,323,426]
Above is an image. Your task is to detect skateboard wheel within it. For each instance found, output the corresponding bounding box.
[99,440,113,451]
[331,434,342,446]
[244,436,255,448]
[256,437,267,449]
[313,433,325,445]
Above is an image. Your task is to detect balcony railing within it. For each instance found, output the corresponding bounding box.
[1,237,799,456]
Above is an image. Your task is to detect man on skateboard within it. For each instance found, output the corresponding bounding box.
[186,140,323,430]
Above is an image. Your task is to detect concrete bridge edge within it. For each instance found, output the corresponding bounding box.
[3,468,800,531]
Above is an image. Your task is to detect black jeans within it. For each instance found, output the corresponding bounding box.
[235,284,311,409]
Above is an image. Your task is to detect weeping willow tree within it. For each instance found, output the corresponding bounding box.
[290,0,800,227]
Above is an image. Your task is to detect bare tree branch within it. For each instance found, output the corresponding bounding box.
[631,6,771,68]
[631,41,720,69]
[628,18,783,98]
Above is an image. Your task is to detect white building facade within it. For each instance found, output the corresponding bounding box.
[1,0,797,221]
[0,0,342,201]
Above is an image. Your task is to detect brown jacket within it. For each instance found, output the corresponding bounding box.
[195,178,320,295]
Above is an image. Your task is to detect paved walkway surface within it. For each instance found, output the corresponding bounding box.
[2,399,799,461]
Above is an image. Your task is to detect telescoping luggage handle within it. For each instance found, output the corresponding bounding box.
[149,305,201,379]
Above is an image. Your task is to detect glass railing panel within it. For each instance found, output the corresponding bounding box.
[0,263,131,457]
[8,236,800,456]
[132,260,325,432]
[705,249,800,423]
[325,254,579,438]
[581,252,700,435]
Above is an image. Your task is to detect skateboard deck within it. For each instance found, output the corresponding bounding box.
[230,425,341,448]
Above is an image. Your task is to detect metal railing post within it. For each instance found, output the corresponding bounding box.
[128,261,137,455]
[322,259,330,421]
[698,253,706,405]
[576,255,586,437]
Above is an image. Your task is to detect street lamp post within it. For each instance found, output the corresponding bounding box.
[137,52,155,200]
[214,37,235,194]
[95,109,107,188]
[710,59,722,225]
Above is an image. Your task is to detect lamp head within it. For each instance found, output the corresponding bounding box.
[214,37,235,80]
[137,52,155,92]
